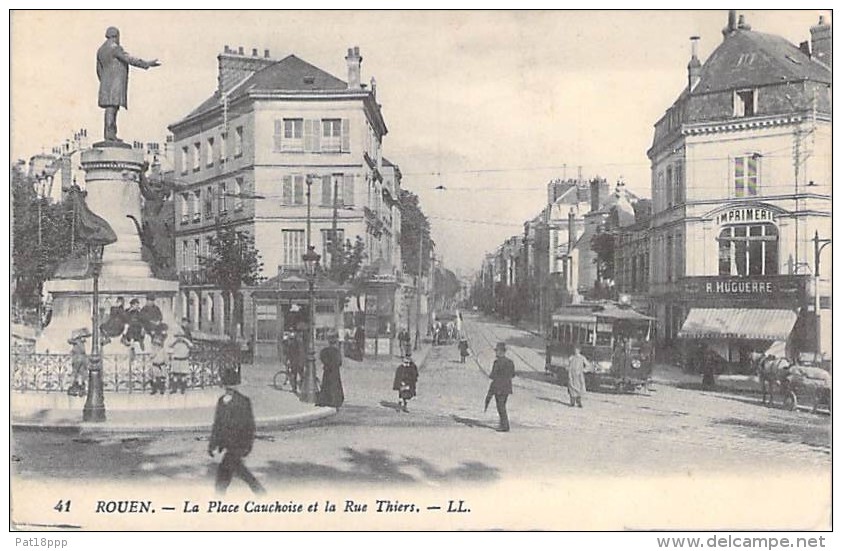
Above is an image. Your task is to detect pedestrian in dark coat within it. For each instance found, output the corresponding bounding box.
[354,326,365,360]
[485,342,516,432]
[208,368,265,495]
[458,338,470,363]
[100,296,127,343]
[122,298,145,350]
[317,334,345,408]
[140,293,163,336]
[393,355,419,412]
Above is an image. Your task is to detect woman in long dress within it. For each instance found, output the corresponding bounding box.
[567,346,588,408]
[317,334,345,408]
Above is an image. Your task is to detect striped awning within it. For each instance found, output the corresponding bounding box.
[678,308,797,340]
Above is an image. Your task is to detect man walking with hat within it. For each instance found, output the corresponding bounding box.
[208,367,265,495]
[485,342,516,432]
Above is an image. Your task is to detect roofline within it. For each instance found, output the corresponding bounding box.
[169,89,388,135]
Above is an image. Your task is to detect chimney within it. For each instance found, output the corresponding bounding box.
[810,15,832,68]
[590,178,600,212]
[345,46,362,89]
[737,14,751,30]
[218,45,275,96]
[687,36,702,92]
[722,10,737,38]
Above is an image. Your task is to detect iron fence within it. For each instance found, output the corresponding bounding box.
[11,342,241,393]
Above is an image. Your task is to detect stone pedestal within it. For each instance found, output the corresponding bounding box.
[37,145,180,354]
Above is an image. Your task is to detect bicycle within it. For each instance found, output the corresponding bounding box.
[273,359,300,392]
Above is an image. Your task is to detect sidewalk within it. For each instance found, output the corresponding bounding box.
[11,343,435,434]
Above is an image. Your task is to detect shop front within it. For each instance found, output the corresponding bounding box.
[246,272,347,360]
[675,275,813,372]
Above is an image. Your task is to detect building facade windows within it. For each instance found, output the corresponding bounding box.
[666,165,674,208]
[220,132,227,163]
[279,119,304,151]
[193,190,201,222]
[734,155,759,197]
[234,178,244,210]
[322,119,342,152]
[204,186,214,218]
[206,137,214,166]
[180,146,189,175]
[193,238,201,269]
[193,142,201,171]
[718,223,778,276]
[181,240,189,270]
[234,126,243,157]
[218,182,227,213]
[674,161,684,204]
[733,89,756,117]
[180,193,189,224]
[282,175,305,205]
[282,229,305,266]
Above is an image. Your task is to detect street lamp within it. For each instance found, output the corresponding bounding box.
[83,242,107,422]
[812,231,832,362]
[34,170,54,327]
[300,244,321,403]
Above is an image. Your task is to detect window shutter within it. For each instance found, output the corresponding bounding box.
[321,175,332,206]
[312,119,321,152]
[343,173,355,206]
[282,176,292,205]
[341,119,350,152]
[274,120,283,152]
[304,120,315,152]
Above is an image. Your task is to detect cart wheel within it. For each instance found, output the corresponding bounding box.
[783,390,797,411]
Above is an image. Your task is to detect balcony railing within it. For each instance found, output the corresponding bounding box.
[179,269,209,285]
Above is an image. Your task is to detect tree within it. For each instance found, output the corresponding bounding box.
[399,189,433,277]
[327,235,368,311]
[12,165,74,311]
[590,227,615,282]
[199,225,264,337]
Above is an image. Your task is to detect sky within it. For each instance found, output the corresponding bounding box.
[10,9,830,276]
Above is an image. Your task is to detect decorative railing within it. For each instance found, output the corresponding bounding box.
[11,341,241,393]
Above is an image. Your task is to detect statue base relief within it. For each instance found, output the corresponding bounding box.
[37,144,180,355]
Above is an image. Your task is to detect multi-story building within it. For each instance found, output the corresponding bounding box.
[168,45,403,354]
[648,12,832,365]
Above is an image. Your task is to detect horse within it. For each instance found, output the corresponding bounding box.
[752,353,791,407]
[784,365,832,413]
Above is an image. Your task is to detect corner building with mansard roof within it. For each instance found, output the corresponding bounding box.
[168,46,403,356]
[647,12,831,366]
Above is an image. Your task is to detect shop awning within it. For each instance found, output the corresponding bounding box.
[678,308,797,340]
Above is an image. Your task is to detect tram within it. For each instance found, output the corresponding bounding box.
[545,298,656,392]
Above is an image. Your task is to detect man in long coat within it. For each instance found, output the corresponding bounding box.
[208,368,265,495]
[96,26,160,142]
[567,346,588,408]
[486,342,516,432]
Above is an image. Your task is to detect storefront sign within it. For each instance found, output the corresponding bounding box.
[681,276,808,305]
[704,280,773,294]
[714,207,776,226]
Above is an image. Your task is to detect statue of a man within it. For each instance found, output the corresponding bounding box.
[96,27,160,143]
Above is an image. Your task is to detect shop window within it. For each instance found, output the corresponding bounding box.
[718,224,778,276]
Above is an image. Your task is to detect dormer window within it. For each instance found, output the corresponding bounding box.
[734,89,756,117]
